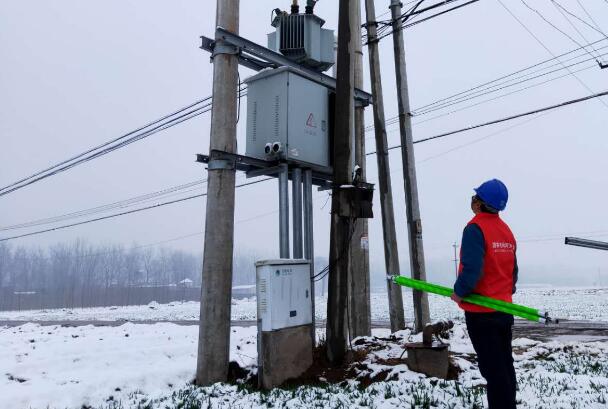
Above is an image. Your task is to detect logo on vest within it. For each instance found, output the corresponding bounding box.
[492,241,514,253]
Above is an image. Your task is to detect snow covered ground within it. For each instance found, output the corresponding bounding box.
[2,321,608,409]
[2,287,607,323]
[2,287,608,409]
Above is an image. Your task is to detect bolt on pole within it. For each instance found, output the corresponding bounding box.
[389,0,430,332]
[363,0,406,333]
[196,0,240,386]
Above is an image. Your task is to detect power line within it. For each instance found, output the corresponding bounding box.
[0,97,208,195]
[498,0,608,109]
[366,89,608,154]
[519,0,597,61]
[362,38,608,135]
[416,110,553,164]
[413,48,607,116]
[0,179,210,232]
[551,0,605,64]
[559,0,608,39]
[0,88,247,198]
[0,177,271,242]
[364,0,479,44]
[411,37,608,114]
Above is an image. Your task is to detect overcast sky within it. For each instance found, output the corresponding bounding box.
[1,0,607,286]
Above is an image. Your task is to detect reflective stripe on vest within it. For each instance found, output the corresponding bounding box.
[458,213,516,313]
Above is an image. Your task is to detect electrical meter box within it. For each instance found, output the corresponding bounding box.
[245,66,330,168]
[256,259,312,332]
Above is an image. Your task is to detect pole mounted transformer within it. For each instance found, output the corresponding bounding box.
[198,0,374,385]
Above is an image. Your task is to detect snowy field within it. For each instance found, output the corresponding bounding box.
[2,287,608,409]
[2,322,608,409]
[2,287,608,323]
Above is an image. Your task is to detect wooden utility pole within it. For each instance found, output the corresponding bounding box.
[348,0,372,339]
[196,0,240,385]
[327,0,356,364]
[363,0,406,333]
[389,0,430,333]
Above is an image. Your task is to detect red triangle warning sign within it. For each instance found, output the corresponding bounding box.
[306,113,317,128]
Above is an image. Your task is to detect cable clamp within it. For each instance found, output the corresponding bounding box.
[212,41,240,58]
[207,159,235,171]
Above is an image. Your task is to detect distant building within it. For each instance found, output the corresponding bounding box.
[178,278,194,288]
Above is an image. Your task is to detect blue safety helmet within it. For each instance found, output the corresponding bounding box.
[474,179,508,211]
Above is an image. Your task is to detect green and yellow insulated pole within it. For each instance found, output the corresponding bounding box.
[390,275,556,323]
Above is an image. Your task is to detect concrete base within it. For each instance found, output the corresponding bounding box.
[405,342,449,379]
[258,324,313,389]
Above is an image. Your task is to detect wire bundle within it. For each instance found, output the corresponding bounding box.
[0,88,246,198]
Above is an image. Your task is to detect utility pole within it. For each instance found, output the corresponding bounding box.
[327,0,356,365]
[196,0,239,385]
[363,0,406,333]
[453,243,459,278]
[348,0,372,339]
[389,0,430,333]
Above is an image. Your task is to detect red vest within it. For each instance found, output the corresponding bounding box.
[458,213,516,313]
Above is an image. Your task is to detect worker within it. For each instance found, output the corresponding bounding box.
[451,179,518,409]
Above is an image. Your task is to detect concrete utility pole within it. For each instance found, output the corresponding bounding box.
[196,0,239,386]
[389,0,430,333]
[363,0,406,333]
[348,0,372,340]
[327,0,356,365]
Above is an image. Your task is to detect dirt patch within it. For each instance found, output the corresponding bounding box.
[228,334,464,391]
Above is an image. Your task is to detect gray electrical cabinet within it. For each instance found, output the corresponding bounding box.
[245,66,330,168]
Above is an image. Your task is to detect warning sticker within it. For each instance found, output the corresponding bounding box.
[306,113,317,128]
[360,235,369,250]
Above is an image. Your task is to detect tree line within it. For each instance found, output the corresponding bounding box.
[0,240,261,311]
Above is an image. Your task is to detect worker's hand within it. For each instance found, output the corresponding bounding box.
[450,293,462,303]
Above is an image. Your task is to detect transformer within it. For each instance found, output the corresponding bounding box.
[267,10,334,72]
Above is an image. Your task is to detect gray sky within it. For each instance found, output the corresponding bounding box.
[1,0,607,286]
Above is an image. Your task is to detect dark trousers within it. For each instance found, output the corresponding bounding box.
[465,311,517,409]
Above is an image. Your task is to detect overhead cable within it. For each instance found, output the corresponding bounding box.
[366,89,608,155]
[0,88,246,198]
[498,0,608,109]
[0,179,208,232]
[0,177,270,242]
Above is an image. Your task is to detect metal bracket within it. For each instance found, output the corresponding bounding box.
[200,28,373,106]
[212,42,239,58]
[207,159,235,170]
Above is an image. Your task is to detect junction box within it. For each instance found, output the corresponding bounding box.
[256,259,313,388]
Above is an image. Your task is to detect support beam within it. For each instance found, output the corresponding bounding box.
[363,0,406,333]
[196,0,239,386]
[279,164,290,258]
[292,168,303,259]
[327,0,356,365]
[349,0,372,339]
[303,169,315,345]
[389,0,430,333]
[202,28,372,105]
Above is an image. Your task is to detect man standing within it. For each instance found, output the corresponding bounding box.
[451,179,518,409]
